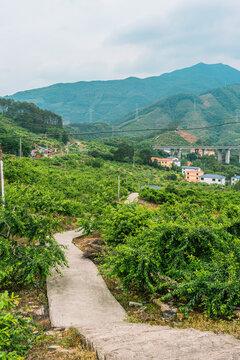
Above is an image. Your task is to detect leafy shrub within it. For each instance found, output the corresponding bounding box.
[139,187,175,204]
[0,291,35,359]
[101,201,240,317]
[102,203,151,246]
[0,187,66,287]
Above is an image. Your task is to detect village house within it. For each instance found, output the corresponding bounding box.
[199,174,226,185]
[185,169,204,183]
[151,157,180,168]
[167,156,181,167]
[190,149,215,157]
[231,175,240,185]
[31,145,58,158]
[181,166,202,174]
[181,166,204,183]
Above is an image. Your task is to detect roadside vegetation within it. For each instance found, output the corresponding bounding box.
[79,182,240,319]
[1,141,240,357]
[0,153,168,358]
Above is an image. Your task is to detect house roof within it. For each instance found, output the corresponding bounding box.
[140,185,163,190]
[182,166,201,170]
[168,157,179,160]
[232,176,240,179]
[151,157,173,161]
[201,174,225,179]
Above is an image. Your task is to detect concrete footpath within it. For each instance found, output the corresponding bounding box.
[47,230,240,360]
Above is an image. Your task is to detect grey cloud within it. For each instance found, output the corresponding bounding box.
[1,0,240,95]
[108,2,240,76]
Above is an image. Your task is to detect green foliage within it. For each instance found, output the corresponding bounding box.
[101,184,240,318]
[0,98,62,133]
[1,137,31,157]
[0,185,67,287]
[102,203,151,245]
[138,149,152,165]
[113,142,134,162]
[0,291,35,359]
[139,187,175,204]
[1,154,166,287]
[65,121,112,140]
[117,83,240,145]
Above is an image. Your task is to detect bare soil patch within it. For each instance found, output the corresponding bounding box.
[73,232,107,262]
[138,198,159,209]
[177,129,198,144]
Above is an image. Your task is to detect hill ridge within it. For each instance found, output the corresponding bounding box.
[117,83,240,145]
[8,63,240,125]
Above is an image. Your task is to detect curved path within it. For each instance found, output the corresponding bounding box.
[47,230,240,360]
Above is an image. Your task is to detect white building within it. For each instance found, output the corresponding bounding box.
[199,174,226,185]
[231,176,240,185]
[168,156,181,167]
[181,166,202,175]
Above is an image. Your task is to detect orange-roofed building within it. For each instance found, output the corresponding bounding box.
[190,149,215,157]
[151,157,173,168]
[185,169,204,183]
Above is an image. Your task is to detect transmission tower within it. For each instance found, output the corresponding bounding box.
[89,108,93,123]
[135,104,138,120]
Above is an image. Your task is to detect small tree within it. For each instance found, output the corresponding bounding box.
[113,142,134,162]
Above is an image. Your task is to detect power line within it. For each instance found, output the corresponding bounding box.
[48,120,240,136]
[0,119,239,139]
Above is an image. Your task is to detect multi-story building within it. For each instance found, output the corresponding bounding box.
[231,176,240,185]
[151,157,180,168]
[181,166,202,174]
[199,174,226,185]
[185,170,204,183]
[181,166,204,183]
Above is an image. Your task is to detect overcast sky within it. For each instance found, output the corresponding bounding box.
[1,0,240,95]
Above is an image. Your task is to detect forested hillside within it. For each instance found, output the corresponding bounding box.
[8,63,240,124]
[0,98,62,133]
[0,98,69,155]
[65,121,112,139]
[117,84,240,144]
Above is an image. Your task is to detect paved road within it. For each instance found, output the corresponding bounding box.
[47,230,240,360]
[47,230,126,328]
[125,192,139,204]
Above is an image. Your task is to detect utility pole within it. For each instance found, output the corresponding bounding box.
[118,175,120,200]
[19,137,22,159]
[0,144,5,207]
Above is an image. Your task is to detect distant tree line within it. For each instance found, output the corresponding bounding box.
[0,98,63,133]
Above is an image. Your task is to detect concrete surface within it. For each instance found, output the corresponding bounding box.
[80,322,240,360]
[47,230,240,360]
[47,230,126,328]
[125,192,139,204]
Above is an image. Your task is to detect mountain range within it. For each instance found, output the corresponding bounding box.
[8,63,240,125]
[116,84,240,145]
